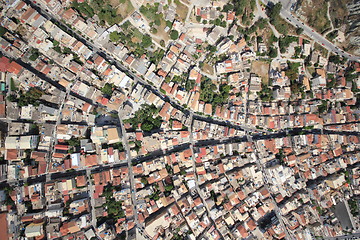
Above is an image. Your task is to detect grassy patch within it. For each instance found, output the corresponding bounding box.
[313,42,328,57]
[297,0,331,34]
[329,0,351,28]
[10,78,17,91]
[174,0,188,21]
[201,63,214,75]
[117,21,153,57]
[115,0,134,20]
[139,3,169,43]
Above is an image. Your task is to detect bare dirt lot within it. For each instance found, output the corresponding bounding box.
[109,0,135,20]
[202,63,214,75]
[251,61,270,85]
[175,0,189,22]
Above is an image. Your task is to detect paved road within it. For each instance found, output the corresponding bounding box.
[261,0,360,62]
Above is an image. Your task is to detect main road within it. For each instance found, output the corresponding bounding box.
[261,0,360,62]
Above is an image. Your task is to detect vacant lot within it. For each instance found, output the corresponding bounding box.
[139,3,169,44]
[156,18,170,42]
[296,0,331,34]
[109,0,134,20]
[329,0,351,28]
[175,0,188,21]
[251,61,270,85]
[314,42,329,57]
[257,26,273,49]
[201,63,214,75]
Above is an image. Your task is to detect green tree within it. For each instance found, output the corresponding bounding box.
[0,26,7,37]
[53,40,60,47]
[160,40,165,47]
[185,79,196,91]
[109,31,121,42]
[222,3,234,12]
[269,3,282,19]
[165,185,174,191]
[268,47,277,58]
[269,34,278,44]
[166,20,173,28]
[62,47,72,55]
[296,27,304,35]
[29,52,39,61]
[7,95,17,102]
[67,137,80,147]
[125,104,162,131]
[141,34,153,48]
[141,122,154,132]
[101,83,114,96]
[170,30,179,40]
[17,88,44,107]
[141,177,148,185]
[154,18,161,26]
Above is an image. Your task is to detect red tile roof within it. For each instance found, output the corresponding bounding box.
[0,56,10,72]
[0,103,5,118]
[85,154,98,166]
[8,61,23,75]
[0,213,9,240]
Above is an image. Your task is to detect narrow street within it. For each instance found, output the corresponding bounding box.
[251,136,293,240]
[46,86,71,177]
[118,109,139,227]
[189,112,225,239]
[86,168,97,228]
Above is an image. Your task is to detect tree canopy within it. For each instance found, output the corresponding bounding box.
[109,31,121,42]
[170,30,179,40]
[125,104,162,132]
